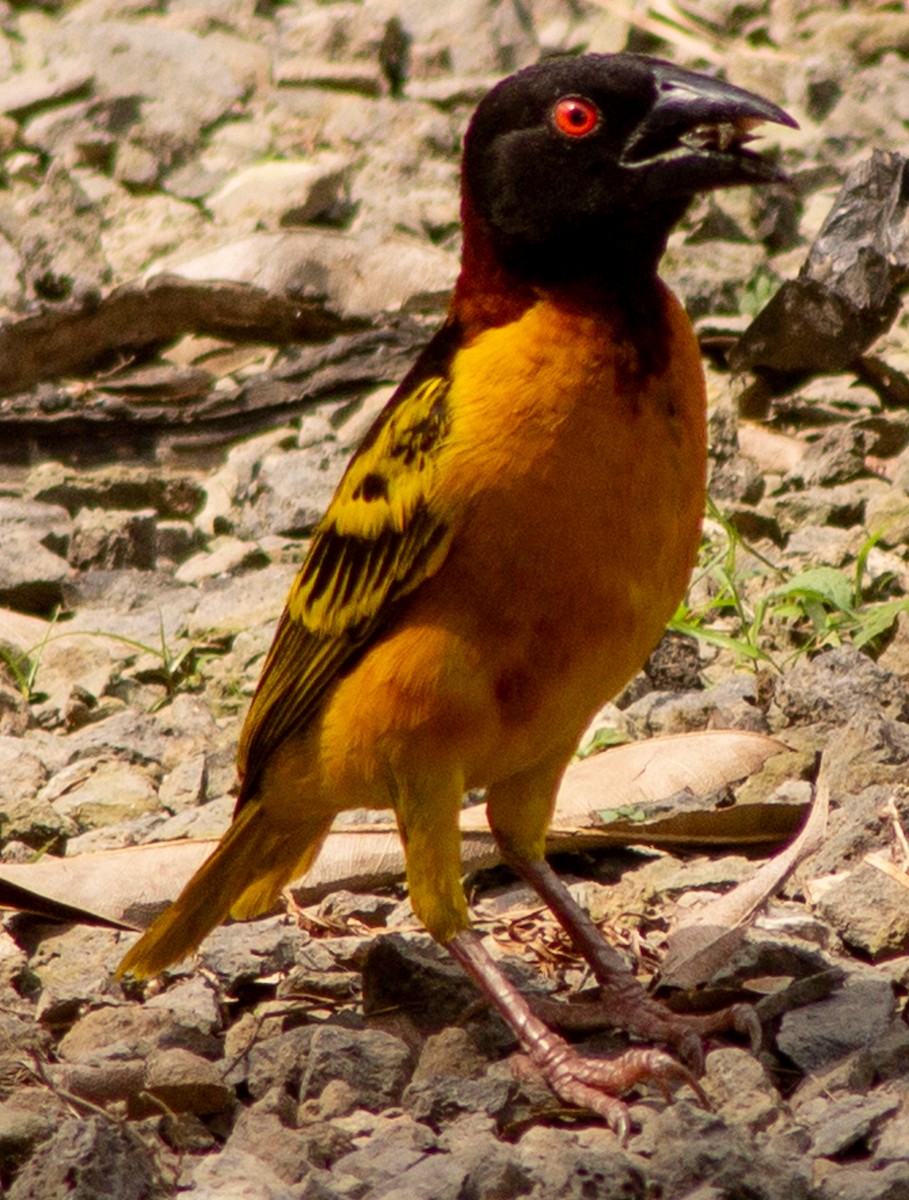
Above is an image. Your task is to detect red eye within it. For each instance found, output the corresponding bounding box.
[552,96,599,138]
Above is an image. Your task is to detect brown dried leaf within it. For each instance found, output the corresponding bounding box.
[0,730,791,928]
[658,758,830,989]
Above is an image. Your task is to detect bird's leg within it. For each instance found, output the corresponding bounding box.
[395,769,697,1132]
[483,761,759,1073]
[445,928,699,1138]
[511,855,761,1070]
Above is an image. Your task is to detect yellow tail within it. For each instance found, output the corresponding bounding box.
[116,801,330,980]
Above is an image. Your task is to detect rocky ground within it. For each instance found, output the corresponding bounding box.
[3,1,909,1197]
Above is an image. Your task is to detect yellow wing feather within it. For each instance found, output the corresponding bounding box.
[236,372,453,802]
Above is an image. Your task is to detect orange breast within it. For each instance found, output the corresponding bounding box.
[325,282,707,791]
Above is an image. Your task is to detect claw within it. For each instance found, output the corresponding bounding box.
[505,859,764,1072]
[448,930,707,1135]
[731,1003,763,1053]
[674,1027,705,1075]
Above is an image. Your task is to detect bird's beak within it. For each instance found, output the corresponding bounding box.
[621,59,797,196]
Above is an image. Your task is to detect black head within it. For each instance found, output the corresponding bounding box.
[462,54,796,286]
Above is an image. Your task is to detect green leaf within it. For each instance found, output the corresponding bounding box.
[853,599,909,649]
[771,566,855,614]
[576,726,630,758]
[668,618,774,664]
[597,806,648,824]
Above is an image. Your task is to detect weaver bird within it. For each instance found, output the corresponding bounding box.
[119,53,794,1132]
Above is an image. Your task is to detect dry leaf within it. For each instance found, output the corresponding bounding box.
[0,841,215,926]
[864,850,909,893]
[0,730,790,929]
[658,757,830,990]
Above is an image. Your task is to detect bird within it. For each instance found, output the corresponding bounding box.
[118,52,794,1132]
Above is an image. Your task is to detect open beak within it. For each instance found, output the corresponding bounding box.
[622,57,797,196]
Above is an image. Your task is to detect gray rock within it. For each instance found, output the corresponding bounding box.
[410,1026,488,1086]
[24,97,138,176]
[99,188,208,280]
[796,1088,900,1158]
[299,1026,412,1111]
[818,1161,909,1200]
[0,1097,59,1186]
[0,60,93,121]
[156,754,208,814]
[784,524,857,565]
[645,1102,813,1200]
[147,792,233,843]
[23,625,132,730]
[229,1109,352,1183]
[865,489,909,548]
[812,858,909,960]
[43,757,160,831]
[317,889,398,930]
[39,20,247,171]
[874,1103,909,1163]
[853,413,909,458]
[68,507,157,571]
[710,452,766,504]
[145,1046,233,1115]
[241,1025,318,1099]
[514,1123,645,1200]
[197,914,305,988]
[57,1001,219,1066]
[29,463,205,521]
[0,737,69,851]
[0,529,71,616]
[825,712,909,794]
[623,676,767,737]
[403,1072,514,1128]
[777,973,897,1073]
[773,647,909,727]
[457,1137,533,1200]
[0,497,72,557]
[798,782,907,886]
[701,1047,786,1134]
[182,562,297,640]
[207,155,354,230]
[14,163,109,304]
[869,1024,909,1083]
[725,503,784,545]
[242,444,349,539]
[7,1116,157,1200]
[174,537,269,584]
[152,228,457,320]
[188,1145,304,1200]
[325,1115,438,1192]
[0,231,24,310]
[786,426,874,488]
[192,427,293,537]
[362,934,480,1034]
[769,480,885,534]
[0,674,28,738]
[143,973,222,1039]
[29,924,125,1026]
[789,1048,876,1110]
[154,519,202,567]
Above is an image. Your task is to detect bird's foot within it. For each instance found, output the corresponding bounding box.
[446,928,702,1137]
[506,857,761,1072]
[531,988,761,1074]
[512,1035,704,1139]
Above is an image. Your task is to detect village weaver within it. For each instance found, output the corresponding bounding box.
[119,53,794,1132]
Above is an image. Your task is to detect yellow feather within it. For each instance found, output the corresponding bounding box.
[116,801,329,980]
[236,370,455,800]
